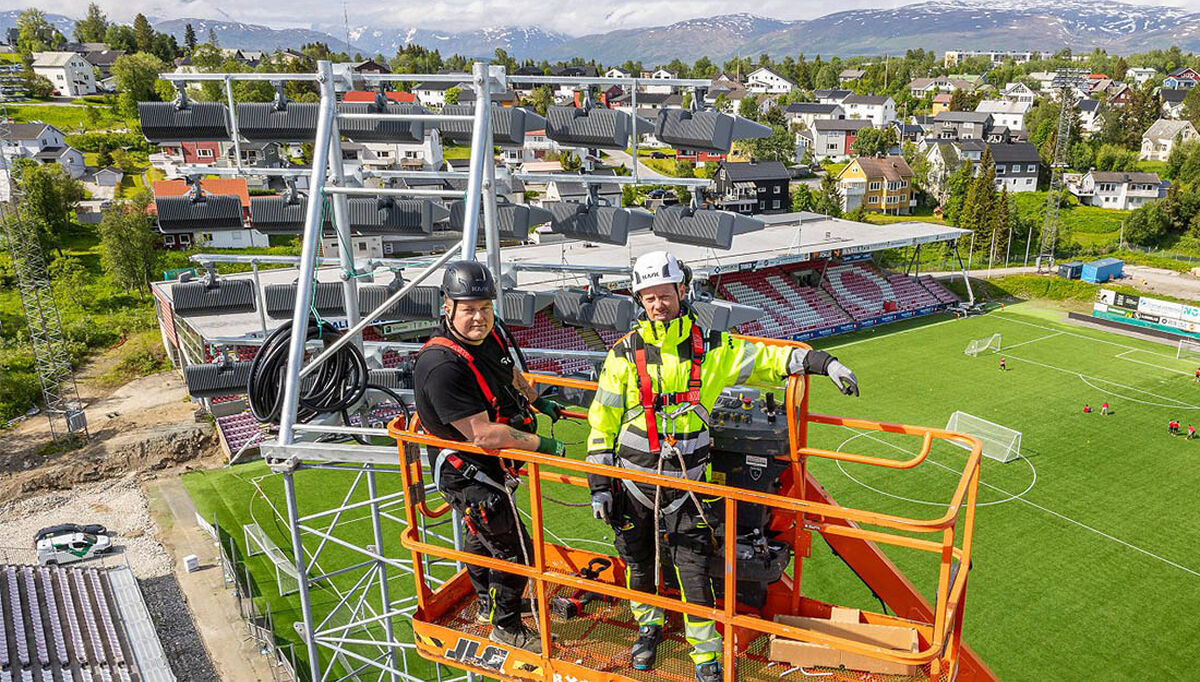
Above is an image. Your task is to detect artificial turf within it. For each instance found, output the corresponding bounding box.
[182,301,1200,681]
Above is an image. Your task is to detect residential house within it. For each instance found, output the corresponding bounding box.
[1163,67,1199,90]
[931,93,953,116]
[414,75,470,107]
[932,111,993,140]
[943,50,1038,68]
[459,88,520,107]
[891,121,926,145]
[82,49,123,82]
[924,139,985,199]
[810,119,873,159]
[975,100,1031,131]
[839,69,867,85]
[1141,119,1200,161]
[342,90,418,105]
[1029,71,1058,91]
[783,102,845,130]
[542,169,621,205]
[1071,170,1165,210]
[642,68,676,95]
[813,89,853,105]
[1077,99,1104,135]
[988,142,1040,193]
[0,122,85,178]
[1161,89,1188,119]
[548,65,598,100]
[92,167,123,187]
[745,67,795,95]
[837,155,915,214]
[907,77,975,97]
[1127,67,1158,85]
[713,160,790,214]
[152,178,267,249]
[156,141,222,167]
[1108,84,1133,108]
[707,76,748,113]
[604,67,632,79]
[1001,82,1037,106]
[841,94,896,126]
[31,51,96,96]
[608,91,683,113]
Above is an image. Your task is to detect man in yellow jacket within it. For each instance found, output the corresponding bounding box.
[586,251,858,682]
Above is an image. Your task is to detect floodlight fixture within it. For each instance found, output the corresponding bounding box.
[689,295,764,332]
[438,104,545,146]
[185,361,253,398]
[654,107,772,154]
[265,281,346,319]
[358,276,441,321]
[172,272,258,317]
[449,199,553,241]
[545,90,636,149]
[249,181,332,234]
[236,83,320,141]
[553,285,636,332]
[500,289,554,327]
[155,178,245,233]
[139,83,231,142]
[546,185,653,246]
[346,196,450,235]
[651,203,764,250]
[338,88,427,143]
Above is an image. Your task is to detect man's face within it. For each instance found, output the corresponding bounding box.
[638,283,684,323]
[445,298,494,343]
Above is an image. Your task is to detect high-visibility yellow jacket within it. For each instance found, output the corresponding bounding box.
[586,312,793,510]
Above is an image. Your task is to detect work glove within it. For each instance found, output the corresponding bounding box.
[536,435,567,457]
[533,396,565,422]
[591,491,613,523]
[826,360,859,397]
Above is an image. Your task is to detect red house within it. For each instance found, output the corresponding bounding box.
[342,90,417,104]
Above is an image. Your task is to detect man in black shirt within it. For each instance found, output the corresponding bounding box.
[413,260,566,654]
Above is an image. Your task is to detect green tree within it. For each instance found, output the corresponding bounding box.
[947,88,967,112]
[22,69,55,98]
[560,151,582,172]
[47,255,91,309]
[791,184,815,212]
[444,86,460,105]
[1068,141,1095,171]
[813,173,843,217]
[184,23,197,54]
[901,140,931,202]
[987,187,1013,268]
[714,92,730,113]
[73,3,110,43]
[17,9,66,55]
[1183,86,1200,131]
[941,159,975,224]
[104,24,137,53]
[960,146,996,233]
[850,127,898,157]
[113,52,165,118]
[738,93,759,120]
[17,160,86,255]
[526,85,553,116]
[132,14,154,53]
[1093,143,1139,172]
[96,145,114,168]
[98,193,161,297]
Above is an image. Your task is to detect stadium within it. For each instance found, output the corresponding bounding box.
[6,59,1200,682]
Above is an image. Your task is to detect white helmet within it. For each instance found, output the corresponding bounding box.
[631,251,686,294]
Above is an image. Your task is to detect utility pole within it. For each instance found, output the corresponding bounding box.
[0,107,87,443]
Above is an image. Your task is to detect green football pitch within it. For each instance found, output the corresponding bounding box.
[182,301,1200,681]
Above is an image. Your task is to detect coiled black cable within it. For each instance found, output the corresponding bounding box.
[247,319,369,425]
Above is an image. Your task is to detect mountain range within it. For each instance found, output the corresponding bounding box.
[2,1,1199,64]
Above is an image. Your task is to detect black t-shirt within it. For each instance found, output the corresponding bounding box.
[413,324,530,481]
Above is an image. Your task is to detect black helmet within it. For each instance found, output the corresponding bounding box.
[441,260,497,301]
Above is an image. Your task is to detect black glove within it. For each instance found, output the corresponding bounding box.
[533,396,564,422]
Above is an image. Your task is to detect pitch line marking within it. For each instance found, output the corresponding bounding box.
[837,429,1200,579]
[821,316,962,350]
[1000,350,1200,410]
[992,312,1180,357]
[1000,331,1064,351]
[1113,349,1195,377]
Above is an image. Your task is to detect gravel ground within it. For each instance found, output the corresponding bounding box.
[0,474,218,681]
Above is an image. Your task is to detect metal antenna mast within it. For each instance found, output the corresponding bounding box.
[1036,69,1085,272]
[0,106,88,442]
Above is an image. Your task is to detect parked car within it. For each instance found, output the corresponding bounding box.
[649,151,668,159]
[36,531,113,566]
[35,523,108,542]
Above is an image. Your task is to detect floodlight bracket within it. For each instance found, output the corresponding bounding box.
[271,81,288,111]
[171,81,190,109]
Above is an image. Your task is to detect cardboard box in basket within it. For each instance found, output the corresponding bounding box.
[768,607,920,676]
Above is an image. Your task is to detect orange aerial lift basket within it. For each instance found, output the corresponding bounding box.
[388,335,998,682]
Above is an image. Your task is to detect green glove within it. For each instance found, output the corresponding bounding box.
[536,435,567,457]
[533,396,564,422]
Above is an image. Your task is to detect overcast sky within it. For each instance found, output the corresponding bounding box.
[20,0,1200,36]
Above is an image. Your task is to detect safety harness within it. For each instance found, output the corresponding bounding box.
[421,330,532,429]
[631,321,708,455]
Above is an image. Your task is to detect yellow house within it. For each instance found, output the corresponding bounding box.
[931,93,953,116]
[836,155,915,215]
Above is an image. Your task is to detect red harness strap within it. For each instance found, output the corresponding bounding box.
[421,330,521,424]
[632,323,706,454]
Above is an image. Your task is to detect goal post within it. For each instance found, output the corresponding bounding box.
[244,523,300,596]
[964,333,1002,357]
[1177,338,1200,360]
[945,411,1022,463]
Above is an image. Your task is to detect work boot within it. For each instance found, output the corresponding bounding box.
[695,660,721,682]
[476,597,536,624]
[489,623,542,654]
[630,624,663,670]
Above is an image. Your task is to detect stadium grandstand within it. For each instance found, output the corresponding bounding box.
[0,563,174,682]
[151,211,966,457]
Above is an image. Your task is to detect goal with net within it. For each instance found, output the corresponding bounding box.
[244,523,300,595]
[1177,338,1200,360]
[945,411,1022,463]
[964,333,1002,357]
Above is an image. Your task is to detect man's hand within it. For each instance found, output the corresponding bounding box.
[591,491,613,522]
[536,435,567,457]
[826,360,859,396]
[533,396,564,422]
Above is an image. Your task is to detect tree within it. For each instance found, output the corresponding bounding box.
[104,24,137,53]
[714,92,730,113]
[17,9,66,55]
[113,52,165,118]
[132,14,154,53]
[959,147,996,233]
[850,127,898,157]
[559,151,582,172]
[901,141,931,203]
[17,160,86,255]
[73,3,110,43]
[1093,143,1139,172]
[813,173,843,217]
[947,88,968,112]
[526,85,553,116]
[1068,141,1095,171]
[98,193,161,297]
[96,145,114,168]
[184,23,197,54]
[22,69,55,98]
[791,184,815,212]
[444,87,461,105]
[48,256,90,309]
[738,94,759,120]
[1183,85,1200,131]
[941,159,975,225]
[987,188,1013,268]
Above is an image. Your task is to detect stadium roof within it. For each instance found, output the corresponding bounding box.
[156,212,967,343]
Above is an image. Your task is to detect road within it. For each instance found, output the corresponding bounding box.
[929,263,1200,302]
[603,149,673,180]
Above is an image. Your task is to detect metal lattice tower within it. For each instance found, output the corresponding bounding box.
[0,107,88,442]
[1036,69,1086,272]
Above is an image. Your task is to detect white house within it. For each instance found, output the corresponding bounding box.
[809,119,873,160]
[745,67,795,95]
[975,100,1032,131]
[1001,82,1037,106]
[360,129,444,171]
[605,67,632,79]
[1140,119,1200,161]
[1072,171,1165,210]
[840,95,896,126]
[988,142,1041,193]
[783,102,845,130]
[642,68,676,95]
[0,122,85,178]
[1077,99,1104,135]
[813,89,853,105]
[1161,89,1187,119]
[413,77,469,107]
[1127,67,1158,86]
[31,51,96,96]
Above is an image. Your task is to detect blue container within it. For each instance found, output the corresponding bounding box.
[1081,258,1123,284]
[1057,261,1084,279]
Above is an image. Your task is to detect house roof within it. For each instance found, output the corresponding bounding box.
[783,102,840,115]
[31,51,80,67]
[551,65,598,78]
[908,77,975,91]
[720,160,789,182]
[933,93,953,103]
[843,94,891,106]
[1077,98,1102,113]
[0,122,51,140]
[850,156,913,181]
[975,100,1031,115]
[986,142,1039,163]
[34,146,75,161]
[94,166,123,177]
[1144,119,1197,141]
[153,178,251,208]
[840,69,867,79]
[1089,171,1162,184]
[1160,88,1188,105]
[415,76,469,92]
[747,67,794,86]
[934,111,992,124]
[1167,67,1199,78]
[343,90,417,103]
[955,139,987,153]
[83,49,123,67]
[812,119,874,132]
[813,89,852,100]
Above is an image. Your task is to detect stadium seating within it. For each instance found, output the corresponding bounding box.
[821,262,952,319]
[919,275,960,304]
[216,411,269,453]
[508,311,601,377]
[714,267,852,338]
